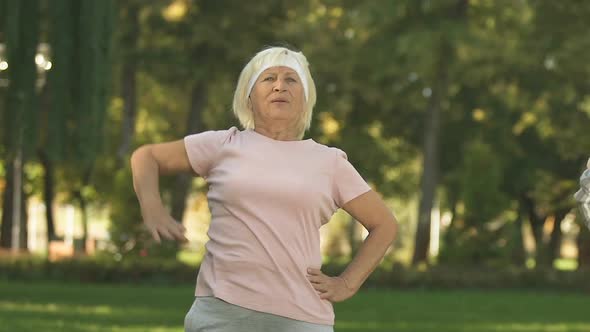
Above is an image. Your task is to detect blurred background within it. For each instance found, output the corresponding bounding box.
[1,1,590,331]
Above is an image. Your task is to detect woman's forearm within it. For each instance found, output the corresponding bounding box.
[339,222,397,290]
[130,146,164,211]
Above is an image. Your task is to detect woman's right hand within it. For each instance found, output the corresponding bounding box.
[142,207,188,243]
[131,141,194,244]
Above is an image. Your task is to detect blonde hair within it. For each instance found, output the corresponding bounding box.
[232,47,317,139]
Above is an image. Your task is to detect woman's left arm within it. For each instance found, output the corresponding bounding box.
[307,190,398,302]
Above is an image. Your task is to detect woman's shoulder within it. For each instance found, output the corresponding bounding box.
[185,126,240,144]
[220,126,240,143]
[212,126,240,138]
[308,141,349,161]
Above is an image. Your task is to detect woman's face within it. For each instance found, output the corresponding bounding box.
[249,66,305,129]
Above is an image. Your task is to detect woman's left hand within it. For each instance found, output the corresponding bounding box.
[306,268,357,303]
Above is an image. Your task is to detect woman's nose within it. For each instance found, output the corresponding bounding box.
[273,79,286,91]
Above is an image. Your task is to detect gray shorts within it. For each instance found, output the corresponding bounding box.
[184,296,334,332]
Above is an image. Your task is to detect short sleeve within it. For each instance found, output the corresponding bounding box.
[332,149,371,207]
[183,127,238,177]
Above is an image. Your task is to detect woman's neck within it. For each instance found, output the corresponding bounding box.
[253,124,301,141]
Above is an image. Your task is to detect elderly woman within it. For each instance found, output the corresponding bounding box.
[131,46,398,332]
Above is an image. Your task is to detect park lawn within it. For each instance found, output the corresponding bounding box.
[0,280,589,332]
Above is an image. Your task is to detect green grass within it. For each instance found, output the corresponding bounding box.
[1,280,589,332]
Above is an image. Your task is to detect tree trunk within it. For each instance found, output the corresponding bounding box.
[547,208,570,266]
[0,160,28,250]
[577,226,590,268]
[38,150,56,244]
[77,193,89,254]
[116,2,139,167]
[347,215,360,258]
[412,39,451,265]
[0,164,14,248]
[73,168,92,254]
[170,82,206,222]
[18,186,28,251]
[521,194,556,268]
[2,0,39,252]
[510,202,526,266]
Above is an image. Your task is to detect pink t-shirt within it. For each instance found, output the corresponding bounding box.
[184,127,371,325]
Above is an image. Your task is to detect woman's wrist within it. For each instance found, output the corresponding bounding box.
[337,275,358,291]
[139,197,167,218]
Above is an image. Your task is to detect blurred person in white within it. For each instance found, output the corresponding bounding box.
[574,158,590,230]
[130,45,398,332]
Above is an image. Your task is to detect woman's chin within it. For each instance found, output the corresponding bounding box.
[267,107,297,118]
[269,103,293,112]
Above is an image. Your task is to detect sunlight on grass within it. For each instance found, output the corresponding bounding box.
[487,323,590,331]
[335,321,590,332]
[2,281,590,332]
[554,258,578,271]
[0,301,114,315]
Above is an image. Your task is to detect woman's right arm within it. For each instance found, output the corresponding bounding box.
[130,140,193,243]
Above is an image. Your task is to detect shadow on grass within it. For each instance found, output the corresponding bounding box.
[2,281,590,332]
[0,280,191,331]
[333,289,590,332]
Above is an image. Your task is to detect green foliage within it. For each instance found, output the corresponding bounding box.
[0,254,196,284]
[107,165,179,259]
[438,222,518,267]
[106,166,147,258]
[459,141,510,223]
[46,0,114,166]
[76,0,115,166]
[2,0,40,159]
[2,254,590,292]
[439,141,514,266]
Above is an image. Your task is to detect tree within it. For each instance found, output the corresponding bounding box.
[43,0,115,252]
[0,0,115,252]
[0,0,40,250]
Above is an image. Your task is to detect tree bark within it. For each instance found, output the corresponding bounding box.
[74,190,89,254]
[510,202,526,266]
[412,39,451,265]
[0,160,28,250]
[116,2,139,167]
[528,205,545,252]
[18,184,28,251]
[546,208,570,266]
[73,168,92,254]
[347,215,360,258]
[577,226,590,268]
[521,194,547,266]
[170,82,206,222]
[1,0,39,252]
[0,164,14,248]
[38,150,56,244]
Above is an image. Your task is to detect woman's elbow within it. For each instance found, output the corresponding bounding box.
[370,215,397,244]
[380,216,397,244]
[130,145,152,168]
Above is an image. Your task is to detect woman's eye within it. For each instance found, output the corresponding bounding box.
[263,76,274,81]
[287,77,297,83]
